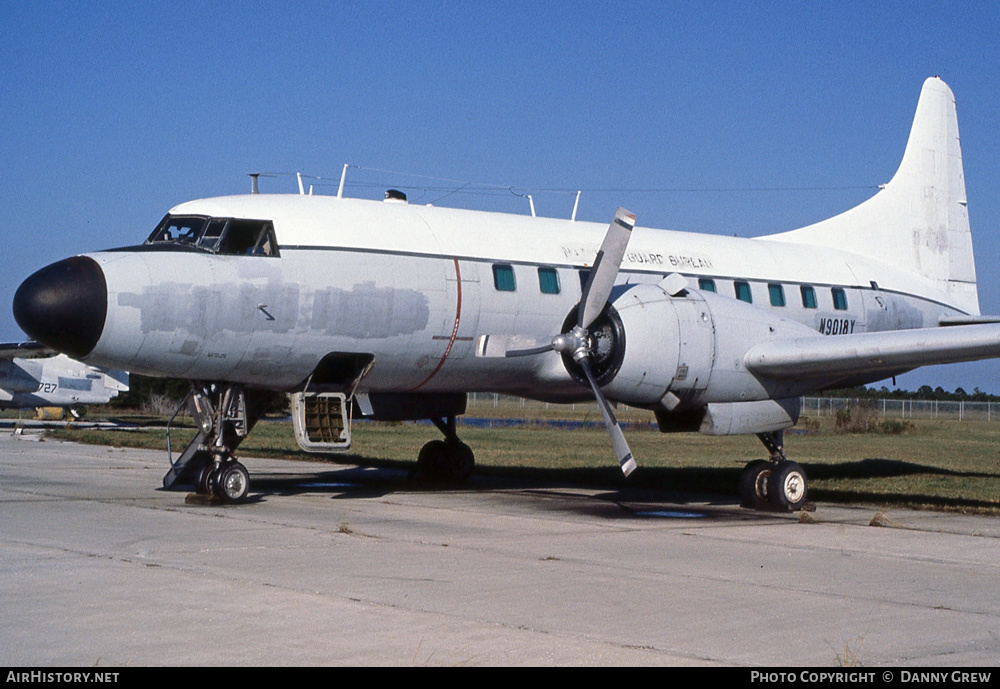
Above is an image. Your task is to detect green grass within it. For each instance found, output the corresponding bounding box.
[44,409,1000,514]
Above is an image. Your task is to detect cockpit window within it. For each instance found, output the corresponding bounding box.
[149,216,208,244]
[146,215,279,256]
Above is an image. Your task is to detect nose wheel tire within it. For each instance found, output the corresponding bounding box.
[216,461,250,504]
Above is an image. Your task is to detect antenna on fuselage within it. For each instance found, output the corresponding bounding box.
[249,174,260,194]
[571,190,581,221]
[510,189,536,217]
[297,173,305,195]
[337,163,349,198]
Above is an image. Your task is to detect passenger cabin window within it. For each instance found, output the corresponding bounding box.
[832,287,848,310]
[146,215,279,256]
[493,264,516,292]
[800,285,817,309]
[768,284,785,307]
[734,281,752,303]
[698,278,716,292]
[537,267,560,295]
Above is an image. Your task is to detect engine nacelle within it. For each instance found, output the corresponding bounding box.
[599,280,820,409]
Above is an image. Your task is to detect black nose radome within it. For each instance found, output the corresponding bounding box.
[13,256,108,359]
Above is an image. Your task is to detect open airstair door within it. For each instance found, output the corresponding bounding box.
[291,391,352,452]
[290,351,375,453]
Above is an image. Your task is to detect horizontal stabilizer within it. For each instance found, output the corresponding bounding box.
[744,324,1000,380]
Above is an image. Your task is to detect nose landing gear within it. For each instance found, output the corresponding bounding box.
[163,384,273,504]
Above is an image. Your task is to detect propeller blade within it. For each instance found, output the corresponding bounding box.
[476,334,551,358]
[578,356,636,476]
[505,344,554,358]
[578,207,635,329]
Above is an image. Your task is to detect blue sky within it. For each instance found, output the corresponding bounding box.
[2,1,999,392]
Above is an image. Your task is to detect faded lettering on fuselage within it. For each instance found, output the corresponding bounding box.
[666,254,713,270]
[625,252,664,265]
[561,246,713,271]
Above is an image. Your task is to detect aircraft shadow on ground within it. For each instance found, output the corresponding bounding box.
[243,454,1000,514]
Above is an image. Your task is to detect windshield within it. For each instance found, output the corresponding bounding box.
[146,215,279,256]
[148,216,209,245]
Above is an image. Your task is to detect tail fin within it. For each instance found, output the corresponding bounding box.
[766,77,979,315]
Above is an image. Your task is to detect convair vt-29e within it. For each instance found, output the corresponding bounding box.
[13,77,1000,508]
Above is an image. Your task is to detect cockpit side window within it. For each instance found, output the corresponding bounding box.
[251,225,279,256]
[218,220,262,255]
[145,215,279,256]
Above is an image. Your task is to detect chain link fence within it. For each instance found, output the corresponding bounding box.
[800,397,996,422]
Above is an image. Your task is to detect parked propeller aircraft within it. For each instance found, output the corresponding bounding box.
[0,343,128,415]
[11,77,1000,508]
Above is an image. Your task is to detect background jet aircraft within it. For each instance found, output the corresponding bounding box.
[0,343,129,416]
[11,77,1000,508]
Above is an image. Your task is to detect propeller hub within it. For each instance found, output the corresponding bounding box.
[551,326,590,360]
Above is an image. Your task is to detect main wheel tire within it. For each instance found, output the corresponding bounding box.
[216,461,250,504]
[739,459,771,509]
[767,460,807,512]
[448,442,475,484]
[417,440,450,479]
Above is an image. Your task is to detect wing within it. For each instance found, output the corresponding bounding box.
[744,323,1000,380]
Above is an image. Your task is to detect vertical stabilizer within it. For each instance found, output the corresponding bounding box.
[765,77,979,314]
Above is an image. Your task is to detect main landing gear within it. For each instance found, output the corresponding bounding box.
[739,430,809,512]
[415,415,475,484]
[162,384,273,504]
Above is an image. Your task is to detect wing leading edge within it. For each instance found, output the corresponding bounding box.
[744,323,1000,381]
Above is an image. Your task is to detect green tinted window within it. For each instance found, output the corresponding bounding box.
[800,285,817,309]
[538,267,560,294]
[768,284,786,307]
[493,264,516,292]
[735,281,752,303]
[832,287,848,310]
[698,278,716,292]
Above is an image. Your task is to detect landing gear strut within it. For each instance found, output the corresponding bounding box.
[162,384,273,503]
[739,430,808,512]
[415,415,475,483]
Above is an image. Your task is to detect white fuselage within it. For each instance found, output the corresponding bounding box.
[79,194,963,403]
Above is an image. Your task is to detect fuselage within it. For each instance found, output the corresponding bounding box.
[16,193,967,403]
